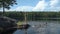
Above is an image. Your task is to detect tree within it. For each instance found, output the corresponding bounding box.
[0,0,17,16]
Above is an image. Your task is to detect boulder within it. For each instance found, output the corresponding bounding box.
[0,16,17,33]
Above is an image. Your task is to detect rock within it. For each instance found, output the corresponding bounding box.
[0,16,18,33]
[0,16,30,34]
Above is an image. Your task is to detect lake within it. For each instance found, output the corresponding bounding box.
[13,21,60,34]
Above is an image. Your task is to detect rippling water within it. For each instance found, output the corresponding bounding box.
[13,21,60,34]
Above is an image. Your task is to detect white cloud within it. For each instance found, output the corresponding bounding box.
[33,0,60,11]
[15,6,33,11]
[6,9,15,11]
[50,0,60,7]
[0,6,33,12]
[0,8,16,12]
[49,0,60,11]
[32,0,48,11]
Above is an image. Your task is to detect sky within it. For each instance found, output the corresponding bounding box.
[0,0,60,11]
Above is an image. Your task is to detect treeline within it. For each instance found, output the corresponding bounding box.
[0,12,60,21]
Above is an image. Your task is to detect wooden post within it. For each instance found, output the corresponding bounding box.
[24,12,27,24]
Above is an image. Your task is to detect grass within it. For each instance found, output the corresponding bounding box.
[17,21,23,25]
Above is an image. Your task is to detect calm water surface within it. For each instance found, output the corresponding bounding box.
[13,21,60,34]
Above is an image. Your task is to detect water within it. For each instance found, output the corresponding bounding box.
[13,21,60,34]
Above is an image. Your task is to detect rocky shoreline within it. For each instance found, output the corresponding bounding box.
[0,16,30,34]
[0,16,17,34]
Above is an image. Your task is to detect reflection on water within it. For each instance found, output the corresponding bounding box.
[3,21,60,34]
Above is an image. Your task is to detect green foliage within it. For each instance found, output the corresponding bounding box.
[0,11,60,21]
[0,0,17,9]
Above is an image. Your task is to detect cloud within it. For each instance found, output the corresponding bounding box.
[32,0,48,11]
[33,0,60,11]
[0,8,16,12]
[50,0,60,7]
[49,0,60,11]
[0,6,33,12]
[0,0,60,11]
[15,6,33,11]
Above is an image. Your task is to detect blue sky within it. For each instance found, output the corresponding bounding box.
[17,0,40,6]
[0,0,60,11]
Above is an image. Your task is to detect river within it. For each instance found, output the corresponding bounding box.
[13,21,60,34]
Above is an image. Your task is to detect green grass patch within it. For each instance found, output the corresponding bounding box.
[17,21,23,25]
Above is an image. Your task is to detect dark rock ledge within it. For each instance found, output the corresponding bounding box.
[0,16,30,34]
[0,16,18,34]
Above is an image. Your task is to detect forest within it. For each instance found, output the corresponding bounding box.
[0,11,60,21]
